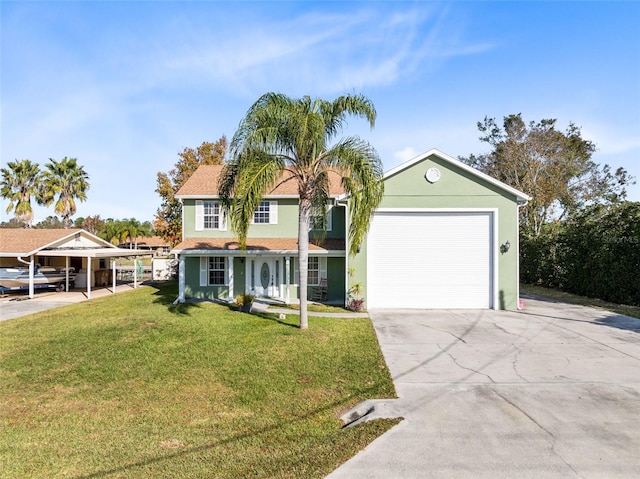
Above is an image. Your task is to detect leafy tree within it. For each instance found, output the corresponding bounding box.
[155,138,227,246]
[100,218,124,245]
[0,218,24,229]
[220,93,384,330]
[0,159,42,228]
[460,114,634,236]
[39,157,90,229]
[34,215,65,229]
[78,215,106,235]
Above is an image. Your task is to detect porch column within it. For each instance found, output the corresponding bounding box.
[285,256,290,303]
[178,256,185,303]
[228,256,234,302]
[87,256,92,299]
[112,258,117,293]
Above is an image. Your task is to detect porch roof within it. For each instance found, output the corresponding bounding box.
[171,237,345,255]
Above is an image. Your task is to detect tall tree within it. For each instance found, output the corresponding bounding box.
[39,157,90,228]
[0,159,41,228]
[100,218,124,245]
[460,114,633,236]
[155,138,227,246]
[75,215,106,235]
[219,93,384,330]
[119,217,153,248]
[35,215,66,229]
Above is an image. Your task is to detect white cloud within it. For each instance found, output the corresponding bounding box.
[393,146,419,163]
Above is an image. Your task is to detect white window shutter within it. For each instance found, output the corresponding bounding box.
[293,258,299,284]
[269,201,278,224]
[199,257,208,286]
[195,200,204,231]
[219,206,227,231]
[320,257,327,280]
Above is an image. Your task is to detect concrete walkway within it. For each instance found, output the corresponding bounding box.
[251,299,369,318]
[327,295,640,478]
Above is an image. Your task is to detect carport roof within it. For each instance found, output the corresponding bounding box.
[0,228,150,258]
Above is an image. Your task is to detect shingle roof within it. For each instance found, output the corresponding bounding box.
[172,237,345,253]
[0,229,83,255]
[176,165,347,197]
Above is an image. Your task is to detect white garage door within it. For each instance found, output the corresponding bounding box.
[367,211,494,309]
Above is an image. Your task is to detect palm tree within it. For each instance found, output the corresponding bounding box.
[119,218,153,248]
[39,157,89,228]
[0,159,41,228]
[220,93,384,329]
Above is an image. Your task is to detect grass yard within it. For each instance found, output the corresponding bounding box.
[0,282,397,479]
[521,283,640,319]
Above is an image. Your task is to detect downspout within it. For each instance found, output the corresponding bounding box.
[17,256,34,299]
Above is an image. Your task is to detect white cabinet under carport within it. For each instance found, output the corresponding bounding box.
[366,210,495,309]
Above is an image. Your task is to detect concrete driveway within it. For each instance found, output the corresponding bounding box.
[327,294,640,479]
[0,284,142,321]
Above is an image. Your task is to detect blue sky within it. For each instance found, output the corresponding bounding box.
[2,1,639,223]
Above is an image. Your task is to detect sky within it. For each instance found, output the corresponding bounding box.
[2,0,639,224]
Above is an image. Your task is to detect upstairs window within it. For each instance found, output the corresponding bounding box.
[311,206,333,231]
[204,201,220,229]
[195,200,226,231]
[251,201,278,224]
[253,201,270,224]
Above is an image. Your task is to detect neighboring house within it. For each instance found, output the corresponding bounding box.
[172,149,531,310]
[119,236,170,256]
[0,228,149,298]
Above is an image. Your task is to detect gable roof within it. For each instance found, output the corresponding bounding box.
[384,149,531,203]
[176,165,346,198]
[0,229,148,258]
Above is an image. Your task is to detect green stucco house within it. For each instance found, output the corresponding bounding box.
[171,149,530,310]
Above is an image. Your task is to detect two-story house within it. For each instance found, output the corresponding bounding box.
[172,149,531,310]
[171,164,348,305]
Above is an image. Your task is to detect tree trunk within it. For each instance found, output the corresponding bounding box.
[298,198,312,330]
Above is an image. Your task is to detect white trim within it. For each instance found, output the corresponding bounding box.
[176,194,342,200]
[172,249,345,256]
[383,148,531,202]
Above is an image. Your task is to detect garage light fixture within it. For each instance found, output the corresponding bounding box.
[500,241,511,254]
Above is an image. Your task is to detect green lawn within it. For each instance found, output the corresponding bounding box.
[521,283,640,319]
[0,282,397,479]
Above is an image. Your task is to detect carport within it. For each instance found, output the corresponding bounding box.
[0,229,150,299]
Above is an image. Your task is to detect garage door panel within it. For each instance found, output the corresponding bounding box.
[367,212,493,309]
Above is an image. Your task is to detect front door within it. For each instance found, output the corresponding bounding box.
[253,258,280,298]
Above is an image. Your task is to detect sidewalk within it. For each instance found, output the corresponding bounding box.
[250,299,369,318]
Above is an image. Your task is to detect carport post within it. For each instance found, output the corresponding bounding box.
[16,256,35,299]
[28,256,34,299]
[65,256,70,292]
[112,258,117,293]
[133,258,137,289]
[87,256,92,300]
